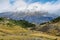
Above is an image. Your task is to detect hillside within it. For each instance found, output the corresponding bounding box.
[0,17,36,28]
[0,17,59,40]
[31,16,60,36]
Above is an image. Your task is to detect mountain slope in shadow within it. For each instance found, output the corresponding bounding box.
[31,16,60,36]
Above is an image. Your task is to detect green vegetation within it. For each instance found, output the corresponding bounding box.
[51,16,60,23]
[10,20,36,28]
[0,17,35,28]
[0,17,4,21]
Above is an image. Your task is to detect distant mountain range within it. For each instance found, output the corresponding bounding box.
[0,12,57,24]
[23,16,53,24]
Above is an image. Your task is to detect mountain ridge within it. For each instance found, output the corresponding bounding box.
[0,12,55,24]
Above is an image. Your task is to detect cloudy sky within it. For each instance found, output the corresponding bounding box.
[0,0,60,16]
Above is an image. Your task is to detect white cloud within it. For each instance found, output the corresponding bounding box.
[13,0,27,11]
[0,0,60,16]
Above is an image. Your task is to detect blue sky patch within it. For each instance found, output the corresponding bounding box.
[25,0,57,4]
[9,0,15,5]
